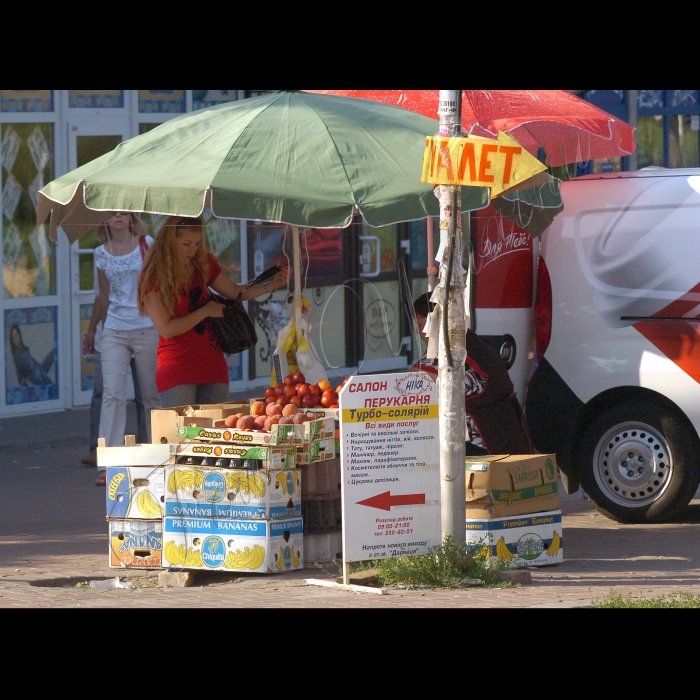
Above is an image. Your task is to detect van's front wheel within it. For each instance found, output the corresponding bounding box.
[577,402,700,523]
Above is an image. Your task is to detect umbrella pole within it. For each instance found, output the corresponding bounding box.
[437,90,467,546]
[292,226,304,352]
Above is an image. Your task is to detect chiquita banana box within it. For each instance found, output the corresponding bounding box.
[465,509,563,567]
[162,516,303,573]
[109,519,163,569]
[164,466,301,520]
[106,467,165,520]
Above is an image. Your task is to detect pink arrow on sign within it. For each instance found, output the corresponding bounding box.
[357,491,426,511]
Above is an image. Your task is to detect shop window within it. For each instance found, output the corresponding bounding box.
[5,306,58,404]
[68,90,123,108]
[1,91,53,112]
[361,223,397,276]
[139,123,162,135]
[636,115,665,168]
[138,90,185,114]
[669,114,700,168]
[2,123,56,298]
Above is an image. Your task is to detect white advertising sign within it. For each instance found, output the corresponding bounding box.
[339,372,440,563]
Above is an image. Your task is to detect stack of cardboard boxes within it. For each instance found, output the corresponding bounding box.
[464,454,564,567]
[101,400,343,573]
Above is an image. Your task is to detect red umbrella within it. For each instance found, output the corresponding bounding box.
[306,90,636,167]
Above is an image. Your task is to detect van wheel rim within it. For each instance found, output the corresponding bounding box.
[592,421,672,508]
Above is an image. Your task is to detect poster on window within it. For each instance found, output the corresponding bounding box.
[68,90,123,108]
[192,90,238,110]
[5,307,58,404]
[2,123,56,299]
[1,91,53,113]
[139,90,185,113]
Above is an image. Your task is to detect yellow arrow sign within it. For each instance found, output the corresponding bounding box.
[421,132,547,197]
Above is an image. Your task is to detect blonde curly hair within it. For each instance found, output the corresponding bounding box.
[137,216,212,319]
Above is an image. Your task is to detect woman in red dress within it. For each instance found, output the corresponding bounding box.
[137,216,288,408]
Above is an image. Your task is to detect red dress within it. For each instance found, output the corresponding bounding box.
[155,254,230,393]
[412,329,533,455]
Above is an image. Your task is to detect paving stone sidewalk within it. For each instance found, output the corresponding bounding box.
[2,404,700,608]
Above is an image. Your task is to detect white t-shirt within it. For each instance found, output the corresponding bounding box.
[95,236,154,331]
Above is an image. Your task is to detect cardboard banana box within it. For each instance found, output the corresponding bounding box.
[109,519,163,569]
[164,465,301,520]
[106,466,165,520]
[465,454,559,519]
[169,442,296,470]
[465,509,563,567]
[162,516,303,573]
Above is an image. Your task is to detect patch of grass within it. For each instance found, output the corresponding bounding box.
[590,588,700,608]
[357,535,517,590]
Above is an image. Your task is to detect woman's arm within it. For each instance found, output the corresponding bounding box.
[83,269,110,355]
[143,291,225,339]
[211,268,289,301]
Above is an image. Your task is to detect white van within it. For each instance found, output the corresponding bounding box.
[525,168,700,523]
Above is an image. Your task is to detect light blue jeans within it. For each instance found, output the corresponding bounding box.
[159,383,230,408]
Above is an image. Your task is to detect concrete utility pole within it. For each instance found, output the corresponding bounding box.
[627,90,638,171]
[436,90,467,544]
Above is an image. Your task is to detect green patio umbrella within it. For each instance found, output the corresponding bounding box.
[37,90,490,244]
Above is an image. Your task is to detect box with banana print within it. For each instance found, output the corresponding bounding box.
[106,466,165,520]
[109,518,163,568]
[464,509,563,567]
[164,465,301,520]
[162,516,303,573]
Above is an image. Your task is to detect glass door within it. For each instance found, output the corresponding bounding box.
[67,121,130,405]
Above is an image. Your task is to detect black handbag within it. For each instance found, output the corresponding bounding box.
[207,292,258,355]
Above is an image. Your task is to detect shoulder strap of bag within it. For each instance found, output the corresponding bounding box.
[138,235,148,260]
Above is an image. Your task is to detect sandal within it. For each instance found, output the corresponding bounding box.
[96,472,106,486]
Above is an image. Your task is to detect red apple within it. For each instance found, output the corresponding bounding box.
[274,383,286,397]
[309,384,321,396]
[265,395,276,405]
[317,379,331,392]
[289,395,302,407]
[284,374,295,385]
[276,395,289,407]
[264,387,277,399]
[284,384,297,399]
[292,371,306,385]
[302,394,317,408]
[296,383,310,398]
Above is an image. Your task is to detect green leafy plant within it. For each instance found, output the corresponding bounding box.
[590,588,700,608]
[361,535,516,590]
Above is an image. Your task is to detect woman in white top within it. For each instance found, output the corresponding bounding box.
[84,212,159,462]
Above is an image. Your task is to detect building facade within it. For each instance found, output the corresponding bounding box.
[0,89,435,417]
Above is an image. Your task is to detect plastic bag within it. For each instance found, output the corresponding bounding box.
[270,317,299,386]
[296,316,328,385]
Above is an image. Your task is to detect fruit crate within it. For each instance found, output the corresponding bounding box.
[304,530,343,566]
[301,458,340,499]
[301,495,341,533]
